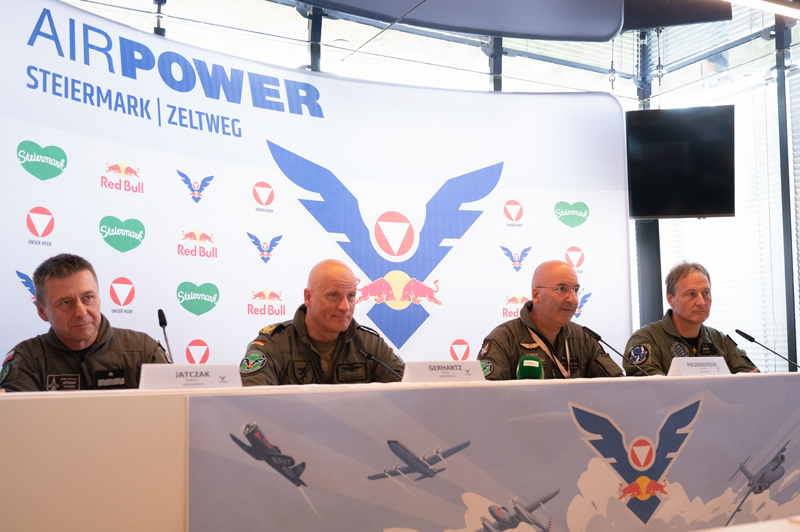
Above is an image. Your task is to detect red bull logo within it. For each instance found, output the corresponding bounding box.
[178,230,218,258]
[26,206,54,238]
[618,477,668,500]
[102,162,143,194]
[186,339,210,364]
[248,288,285,315]
[356,272,442,311]
[503,294,531,317]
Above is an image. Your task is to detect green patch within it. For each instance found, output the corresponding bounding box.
[99,216,146,252]
[240,352,266,374]
[177,282,220,316]
[554,201,589,228]
[18,141,67,180]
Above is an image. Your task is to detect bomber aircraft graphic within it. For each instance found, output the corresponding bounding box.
[367,440,471,481]
[476,490,560,532]
[725,440,790,526]
[230,422,307,487]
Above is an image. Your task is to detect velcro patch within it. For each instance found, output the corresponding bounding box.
[478,341,490,358]
[3,350,14,365]
[670,342,690,358]
[700,343,718,355]
[481,360,493,376]
[47,374,80,391]
[291,361,314,384]
[95,369,126,388]
[628,345,649,365]
[337,363,367,383]
[240,352,267,374]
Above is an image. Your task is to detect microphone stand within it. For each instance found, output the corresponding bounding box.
[735,329,799,370]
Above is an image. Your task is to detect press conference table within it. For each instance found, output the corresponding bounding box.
[1,374,798,532]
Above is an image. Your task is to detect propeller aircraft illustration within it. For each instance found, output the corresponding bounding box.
[476,489,560,532]
[725,440,791,526]
[230,422,307,487]
[367,440,470,481]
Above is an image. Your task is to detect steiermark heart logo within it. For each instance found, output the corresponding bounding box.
[554,202,590,228]
[99,216,146,252]
[177,282,220,315]
[17,141,68,181]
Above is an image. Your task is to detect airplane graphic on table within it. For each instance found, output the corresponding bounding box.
[368,440,471,480]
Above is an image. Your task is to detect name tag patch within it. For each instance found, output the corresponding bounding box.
[337,363,367,383]
[96,369,126,388]
[700,343,718,355]
[47,374,80,391]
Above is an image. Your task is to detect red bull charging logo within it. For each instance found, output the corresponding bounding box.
[102,162,143,194]
[249,288,286,316]
[179,229,218,258]
[503,294,531,317]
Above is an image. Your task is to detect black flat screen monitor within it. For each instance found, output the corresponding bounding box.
[626,105,735,219]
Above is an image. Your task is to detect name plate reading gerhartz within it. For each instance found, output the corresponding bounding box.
[402,361,485,382]
[667,357,730,377]
[139,364,242,389]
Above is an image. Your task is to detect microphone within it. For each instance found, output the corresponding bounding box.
[735,329,799,370]
[157,309,174,364]
[359,349,402,380]
[582,326,652,376]
[516,355,544,380]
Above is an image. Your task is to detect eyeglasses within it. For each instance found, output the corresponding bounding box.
[536,285,580,296]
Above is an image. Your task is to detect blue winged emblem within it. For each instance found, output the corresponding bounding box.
[500,245,531,272]
[16,271,36,304]
[267,140,503,347]
[570,399,702,523]
[178,170,214,203]
[247,233,282,264]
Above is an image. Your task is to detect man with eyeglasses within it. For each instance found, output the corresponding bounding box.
[624,261,758,376]
[478,260,623,380]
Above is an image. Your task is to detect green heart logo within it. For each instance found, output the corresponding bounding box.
[554,202,590,228]
[177,282,220,315]
[99,216,146,252]
[17,141,68,180]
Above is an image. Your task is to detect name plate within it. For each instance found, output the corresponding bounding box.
[139,364,242,389]
[402,361,485,382]
[667,357,731,377]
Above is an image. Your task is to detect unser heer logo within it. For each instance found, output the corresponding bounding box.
[26,206,54,246]
[504,200,523,227]
[178,229,218,258]
[101,162,143,194]
[185,339,210,364]
[249,288,286,316]
[109,277,135,314]
[450,339,470,361]
[253,181,274,213]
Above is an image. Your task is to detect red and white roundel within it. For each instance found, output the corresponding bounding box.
[253,182,274,206]
[26,206,54,238]
[109,277,135,306]
[450,339,470,361]
[629,437,655,470]
[374,211,414,257]
[565,246,585,268]
[504,200,523,222]
[186,340,210,364]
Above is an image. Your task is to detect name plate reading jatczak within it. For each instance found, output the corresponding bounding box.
[139,364,242,389]
[667,357,731,377]
[402,361,485,383]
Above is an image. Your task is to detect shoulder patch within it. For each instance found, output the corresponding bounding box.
[3,350,15,365]
[480,360,493,376]
[240,352,267,374]
[628,345,649,365]
[478,341,490,358]
[259,323,280,336]
[670,341,689,358]
[358,325,380,337]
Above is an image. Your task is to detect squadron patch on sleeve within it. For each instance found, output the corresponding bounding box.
[628,345,649,365]
[670,341,690,358]
[240,352,267,374]
[478,341,490,358]
[0,350,14,385]
[480,360,493,376]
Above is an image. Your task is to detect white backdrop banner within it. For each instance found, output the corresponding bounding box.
[0,0,631,365]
